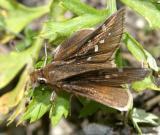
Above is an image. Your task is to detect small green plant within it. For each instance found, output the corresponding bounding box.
[0,0,160,134]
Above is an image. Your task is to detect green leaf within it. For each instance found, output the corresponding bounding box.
[132,76,160,91]
[79,99,118,118]
[144,50,159,72]
[34,55,53,69]
[123,33,159,72]
[49,93,70,126]
[61,0,102,15]
[107,0,117,13]
[42,0,109,42]
[0,51,31,88]
[49,0,66,21]
[0,0,50,43]
[0,12,5,30]
[79,101,100,118]
[7,97,26,125]
[0,27,44,89]
[15,28,38,52]
[123,32,147,63]
[131,108,159,134]
[20,86,52,123]
[121,0,160,29]
[0,66,29,114]
[115,49,123,68]
[132,108,159,125]
[43,14,107,42]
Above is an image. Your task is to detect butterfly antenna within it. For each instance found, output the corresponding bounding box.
[43,41,48,67]
[69,94,73,116]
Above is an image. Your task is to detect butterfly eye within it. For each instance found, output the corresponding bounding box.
[37,78,47,84]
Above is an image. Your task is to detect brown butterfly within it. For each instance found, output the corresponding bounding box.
[30,8,150,111]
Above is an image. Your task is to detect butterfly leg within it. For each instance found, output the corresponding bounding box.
[50,91,57,102]
[68,94,75,116]
[43,41,48,67]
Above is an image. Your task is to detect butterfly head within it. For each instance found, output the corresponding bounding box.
[30,69,48,86]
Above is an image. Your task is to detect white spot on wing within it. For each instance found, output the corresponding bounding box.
[102,24,107,31]
[99,39,105,44]
[111,61,116,67]
[105,75,110,78]
[87,57,92,61]
[112,74,118,77]
[108,32,111,36]
[88,40,91,43]
[94,45,98,52]
[51,71,55,74]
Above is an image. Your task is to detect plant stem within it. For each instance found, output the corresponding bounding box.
[107,0,117,14]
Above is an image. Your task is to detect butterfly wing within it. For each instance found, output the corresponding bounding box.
[54,29,93,61]
[62,68,150,87]
[53,67,150,111]
[54,8,125,63]
[59,81,132,111]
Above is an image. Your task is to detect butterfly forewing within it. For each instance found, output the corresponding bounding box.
[74,9,124,62]
[54,29,93,61]
[54,8,125,64]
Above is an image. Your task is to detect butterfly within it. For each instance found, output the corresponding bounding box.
[30,8,150,111]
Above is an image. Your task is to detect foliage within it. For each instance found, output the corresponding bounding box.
[121,0,160,29]
[0,0,160,134]
[130,108,159,134]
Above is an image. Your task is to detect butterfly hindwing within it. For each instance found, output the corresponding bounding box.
[59,82,132,111]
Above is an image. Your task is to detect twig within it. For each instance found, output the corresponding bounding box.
[145,95,160,110]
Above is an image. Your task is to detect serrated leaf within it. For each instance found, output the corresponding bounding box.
[20,86,52,123]
[132,76,160,91]
[49,93,70,126]
[131,108,159,134]
[0,66,29,114]
[121,0,160,29]
[132,108,159,125]
[0,0,50,43]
